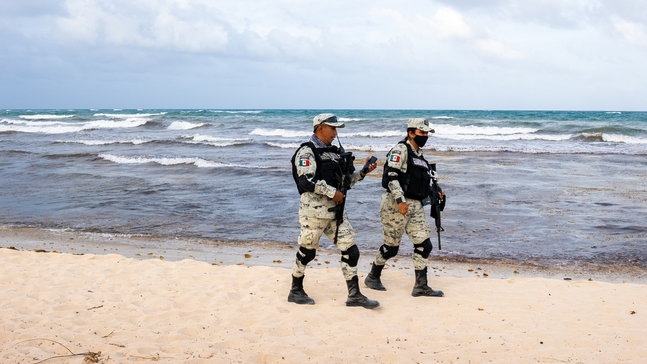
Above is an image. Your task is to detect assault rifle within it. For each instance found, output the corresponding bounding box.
[329,138,377,246]
[429,163,446,250]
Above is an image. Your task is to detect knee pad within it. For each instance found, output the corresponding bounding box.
[414,239,432,258]
[341,245,360,267]
[296,247,316,265]
[379,244,399,260]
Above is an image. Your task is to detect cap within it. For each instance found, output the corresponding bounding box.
[407,118,435,133]
[313,113,345,128]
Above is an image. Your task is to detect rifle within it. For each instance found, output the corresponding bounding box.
[429,163,446,250]
[329,139,377,246]
[330,146,354,246]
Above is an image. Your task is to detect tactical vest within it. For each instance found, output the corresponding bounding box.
[291,142,344,195]
[382,140,431,200]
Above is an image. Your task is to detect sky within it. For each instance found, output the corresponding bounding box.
[1,0,646,110]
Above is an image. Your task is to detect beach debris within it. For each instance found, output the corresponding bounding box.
[244,253,252,258]
[630,310,636,315]
[87,304,103,310]
[272,259,282,264]
[18,338,102,364]
[563,277,572,281]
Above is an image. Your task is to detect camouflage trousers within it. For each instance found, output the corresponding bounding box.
[292,212,358,281]
[377,192,431,270]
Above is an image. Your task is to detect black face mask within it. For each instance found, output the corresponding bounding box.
[413,135,428,148]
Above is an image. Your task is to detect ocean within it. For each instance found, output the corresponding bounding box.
[1,109,646,268]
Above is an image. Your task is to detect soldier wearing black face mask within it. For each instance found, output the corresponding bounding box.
[364,118,445,297]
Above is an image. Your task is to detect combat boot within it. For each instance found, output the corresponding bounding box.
[288,275,315,305]
[346,276,380,309]
[364,263,386,291]
[412,267,444,297]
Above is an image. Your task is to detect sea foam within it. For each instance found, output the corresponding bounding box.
[168,121,206,130]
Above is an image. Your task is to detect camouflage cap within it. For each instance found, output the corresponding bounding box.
[313,113,345,128]
[407,118,435,133]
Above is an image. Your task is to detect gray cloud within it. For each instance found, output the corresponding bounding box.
[1,0,646,109]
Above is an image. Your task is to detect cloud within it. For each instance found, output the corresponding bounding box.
[2,0,647,109]
[613,17,647,46]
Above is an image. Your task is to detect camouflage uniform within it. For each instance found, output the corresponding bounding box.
[364,118,444,297]
[292,137,364,281]
[378,140,432,270]
[289,113,379,308]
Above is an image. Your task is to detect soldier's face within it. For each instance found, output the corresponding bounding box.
[317,124,338,145]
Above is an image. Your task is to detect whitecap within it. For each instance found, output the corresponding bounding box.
[265,142,303,149]
[603,134,647,144]
[0,117,149,134]
[94,112,167,118]
[19,114,75,120]
[98,154,227,168]
[168,121,206,130]
[60,139,151,145]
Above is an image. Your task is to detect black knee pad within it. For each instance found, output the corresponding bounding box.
[414,239,432,258]
[341,245,360,267]
[296,247,316,265]
[379,244,399,260]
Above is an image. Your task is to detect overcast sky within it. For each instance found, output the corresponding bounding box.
[1,0,646,110]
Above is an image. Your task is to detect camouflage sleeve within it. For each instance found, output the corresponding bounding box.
[294,146,337,198]
[385,144,408,201]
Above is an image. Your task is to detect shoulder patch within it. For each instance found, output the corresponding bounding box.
[389,154,401,163]
[298,159,311,167]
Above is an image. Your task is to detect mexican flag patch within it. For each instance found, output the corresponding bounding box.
[389,155,401,163]
[298,159,311,167]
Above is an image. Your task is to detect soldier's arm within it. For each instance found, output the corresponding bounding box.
[384,144,408,203]
[294,146,337,198]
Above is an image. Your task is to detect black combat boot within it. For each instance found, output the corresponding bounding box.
[411,267,444,297]
[288,275,315,305]
[364,263,386,291]
[346,276,380,309]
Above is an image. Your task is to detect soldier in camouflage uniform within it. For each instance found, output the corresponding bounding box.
[288,113,379,309]
[364,118,444,297]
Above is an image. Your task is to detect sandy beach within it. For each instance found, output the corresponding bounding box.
[1,229,646,363]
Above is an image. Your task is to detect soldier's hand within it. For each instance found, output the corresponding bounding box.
[364,157,377,173]
[398,202,409,215]
[332,190,345,204]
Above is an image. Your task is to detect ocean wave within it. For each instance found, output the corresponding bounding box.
[94,112,167,118]
[0,118,150,134]
[431,116,455,120]
[342,130,402,138]
[442,133,571,141]
[19,114,75,120]
[209,110,263,114]
[182,134,251,147]
[265,142,305,149]
[167,121,207,130]
[57,139,152,146]
[571,133,647,144]
[571,133,605,142]
[98,154,229,168]
[437,123,538,136]
[249,128,309,138]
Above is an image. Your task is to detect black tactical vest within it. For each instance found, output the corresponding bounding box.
[291,142,344,194]
[382,140,431,200]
